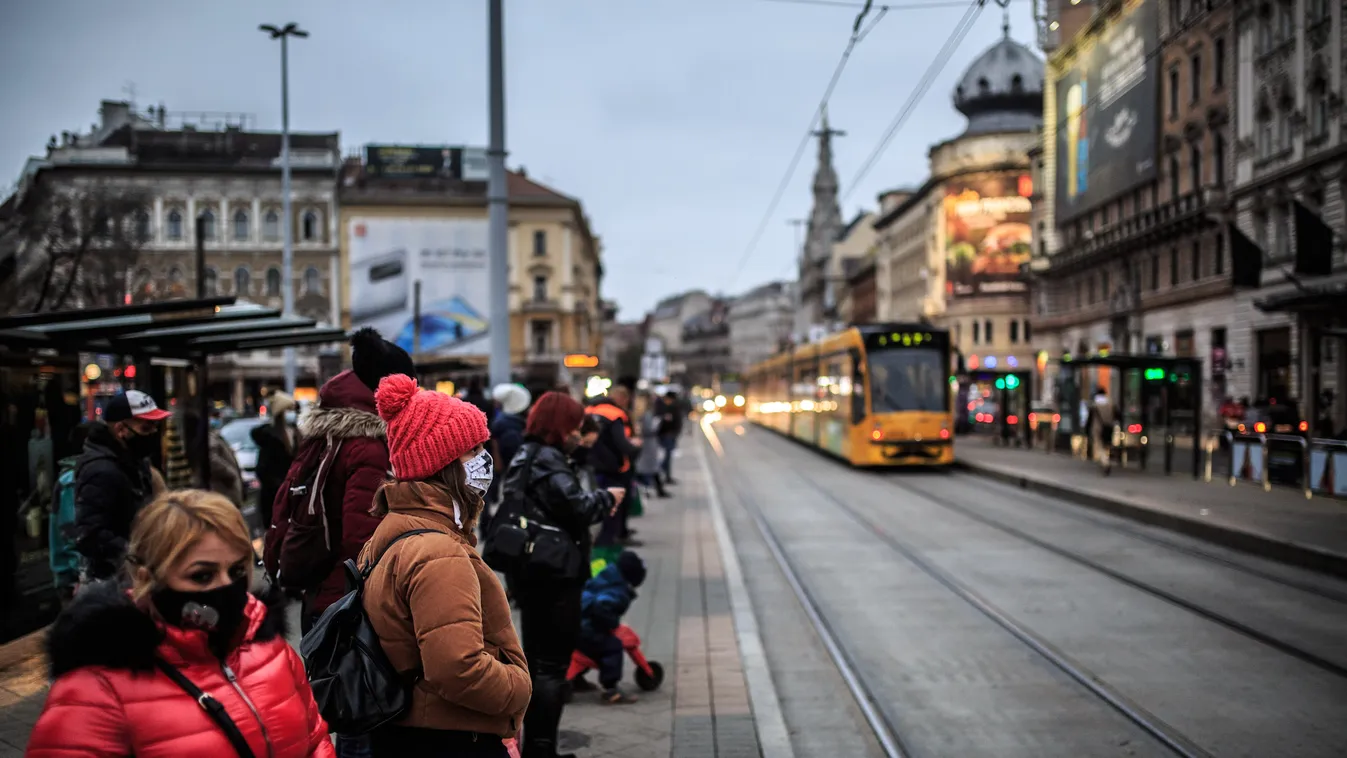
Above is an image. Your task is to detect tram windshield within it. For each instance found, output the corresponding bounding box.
[868,347,947,413]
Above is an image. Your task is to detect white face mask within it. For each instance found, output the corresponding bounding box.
[284,411,297,424]
[463,449,494,497]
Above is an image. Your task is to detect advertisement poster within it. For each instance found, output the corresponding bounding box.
[943,172,1033,298]
[348,217,491,357]
[365,145,462,179]
[1053,0,1158,220]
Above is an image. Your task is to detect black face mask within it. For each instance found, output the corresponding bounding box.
[125,430,159,460]
[152,577,250,653]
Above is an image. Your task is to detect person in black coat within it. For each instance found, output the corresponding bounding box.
[73,391,170,580]
[251,392,297,534]
[500,391,622,758]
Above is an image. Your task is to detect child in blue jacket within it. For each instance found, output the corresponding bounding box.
[577,550,647,703]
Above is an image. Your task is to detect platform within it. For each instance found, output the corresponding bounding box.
[955,435,1347,577]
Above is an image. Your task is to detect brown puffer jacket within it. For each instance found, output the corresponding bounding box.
[359,481,531,737]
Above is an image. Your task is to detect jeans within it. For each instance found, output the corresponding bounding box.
[636,472,666,497]
[514,579,582,758]
[577,632,625,689]
[658,436,677,480]
[335,735,372,758]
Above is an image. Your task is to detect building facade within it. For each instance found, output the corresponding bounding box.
[10,99,342,406]
[727,280,796,371]
[338,156,604,389]
[680,298,734,388]
[645,290,713,380]
[796,117,847,340]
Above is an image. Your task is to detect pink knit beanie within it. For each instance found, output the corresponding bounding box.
[375,374,490,481]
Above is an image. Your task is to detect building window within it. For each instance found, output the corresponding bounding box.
[1191,240,1202,281]
[1190,144,1202,191]
[1214,37,1225,89]
[1310,83,1330,139]
[1257,114,1273,158]
[263,210,280,241]
[301,210,319,242]
[235,266,251,297]
[1023,320,1032,344]
[1009,320,1020,344]
[1273,208,1290,260]
[531,319,550,355]
[304,266,321,295]
[203,267,218,296]
[1151,253,1160,289]
[1254,210,1269,249]
[1277,3,1292,41]
[972,320,980,344]
[1010,74,1024,93]
[198,209,216,241]
[1189,53,1201,102]
[533,275,547,302]
[233,209,249,241]
[533,230,547,257]
[1170,247,1179,285]
[265,267,282,296]
[1214,232,1225,275]
[1169,156,1181,199]
[1213,132,1226,186]
[954,322,962,344]
[166,209,183,240]
[1101,269,1109,299]
[984,319,993,343]
[1168,66,1179,119]
[132,209,150,242]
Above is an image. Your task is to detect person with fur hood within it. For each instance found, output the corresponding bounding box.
[27,489,335,758]
[263,328,416,632]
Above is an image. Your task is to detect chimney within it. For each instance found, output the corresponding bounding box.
[517,166,527,178]
[99,100,132,131]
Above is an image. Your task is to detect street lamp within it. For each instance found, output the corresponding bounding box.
[260,22,308,394]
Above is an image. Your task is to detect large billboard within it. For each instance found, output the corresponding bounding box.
[943,172,1033,298]
[348,218,491,357]
[1053,0,1158,220]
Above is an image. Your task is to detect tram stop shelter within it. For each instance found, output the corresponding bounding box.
[0,295,347,484]
[958,367,1034,448]
[1048,352,1205,478]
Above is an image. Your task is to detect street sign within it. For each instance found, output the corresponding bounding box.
[640,354,668,381]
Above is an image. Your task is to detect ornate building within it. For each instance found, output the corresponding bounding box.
[796,115,847,341]
[873,21,1042,374]
[727,280,796,371]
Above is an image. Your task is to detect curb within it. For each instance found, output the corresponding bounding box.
[955,460,1347,580]
[0,626,48,673]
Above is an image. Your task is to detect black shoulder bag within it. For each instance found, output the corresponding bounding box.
[154,659,258,758]
[482,444,584,581]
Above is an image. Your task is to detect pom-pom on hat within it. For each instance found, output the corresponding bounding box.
[375,374,490,481]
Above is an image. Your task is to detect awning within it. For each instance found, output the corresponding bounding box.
[1255,281,1347,314]
[0,297,348,359]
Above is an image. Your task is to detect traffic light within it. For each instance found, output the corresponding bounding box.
[1144,367,1165,381]
[1004,374,1020,390]
[995,378,1006,390]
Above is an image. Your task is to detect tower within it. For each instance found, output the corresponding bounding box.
[796,109,846,339]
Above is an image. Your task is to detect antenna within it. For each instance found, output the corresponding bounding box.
[122,81,138,107]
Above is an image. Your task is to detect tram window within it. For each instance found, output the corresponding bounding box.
[868,345,946,413]
[850,349,866,423]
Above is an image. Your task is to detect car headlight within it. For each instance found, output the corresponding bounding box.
[733,395,745,407]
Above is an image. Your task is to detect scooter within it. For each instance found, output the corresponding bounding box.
[566,624,665,692]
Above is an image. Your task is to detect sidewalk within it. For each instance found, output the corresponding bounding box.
[0,448,771,758]
[955,436,1347,577]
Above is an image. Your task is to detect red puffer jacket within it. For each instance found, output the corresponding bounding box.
[26,581,336,758]
[266,369,390,615]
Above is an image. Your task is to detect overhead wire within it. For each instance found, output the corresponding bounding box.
[727,1,889,289]
[842,0,986,203]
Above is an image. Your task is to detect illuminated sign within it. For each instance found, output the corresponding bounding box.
[874,331,938,347]
[83,364,102,382]
[563,354,600,369]
[435,380,456,396]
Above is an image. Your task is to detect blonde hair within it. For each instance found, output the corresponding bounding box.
[126,489,254,602]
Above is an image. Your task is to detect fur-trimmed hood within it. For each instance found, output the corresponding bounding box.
[300,369,386,441]
[46,580,289,679]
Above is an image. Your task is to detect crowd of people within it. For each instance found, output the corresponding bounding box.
[25,325,689,758]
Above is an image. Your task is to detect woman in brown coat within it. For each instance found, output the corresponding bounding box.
[360,374,531,757]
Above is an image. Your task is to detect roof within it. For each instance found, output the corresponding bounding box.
[952,32,1044,136]
[836,211,872,243]
[0,297,346,359]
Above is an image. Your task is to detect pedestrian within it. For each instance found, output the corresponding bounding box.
[264,327,415,632]
[27,489,336,758]
[359,373,531,757]
[573,550,647,703]
[657,390,683,484]
[500,391,623,758]
[49,423,92,604]
[74,389,172,582]
[635,394,669,498]
[180,410,246,510]
[486,383,531,514]
[586,385,641,548]
[1089,386,1115,474]
[252,391,298,532]
[464,376,496,422]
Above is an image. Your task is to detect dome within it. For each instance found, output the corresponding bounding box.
[952,29,1044,136]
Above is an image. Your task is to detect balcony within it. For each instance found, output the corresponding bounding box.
[1042,191,1220,277]
[521,297,562,313]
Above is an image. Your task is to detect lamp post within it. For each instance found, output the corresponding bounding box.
[260,22,308,394]
[487,0,510,387]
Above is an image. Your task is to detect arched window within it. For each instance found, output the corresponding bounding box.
[198,209,216,241]
[301,210,319,242]
[167,266,186,295]
[265,267,282,296]
[235,266,251,297]
[233,209,250,241]
[304,266,321,295]
[166,210,183,240]
[263,210,280,242]
[977,77,990,94]
[1010,74,1024,93]
[134,209,151,242]
[203,267,218,295]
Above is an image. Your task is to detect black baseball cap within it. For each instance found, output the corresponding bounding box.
[105,390,171,423]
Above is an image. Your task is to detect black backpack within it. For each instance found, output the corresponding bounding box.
[299,528,435,736]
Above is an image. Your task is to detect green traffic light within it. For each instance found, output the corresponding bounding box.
[1005,375,1020,390]
[995,378,1006,390]
[1144,367,1165,380]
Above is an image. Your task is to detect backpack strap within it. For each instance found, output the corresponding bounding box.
[154,659,258,758]
[360,528,440,579]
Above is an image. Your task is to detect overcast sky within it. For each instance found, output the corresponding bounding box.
[0,0,1035,320]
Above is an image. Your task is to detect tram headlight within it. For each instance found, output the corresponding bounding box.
[703,399,717,413]
[715,395,727,408]
[733,395,745,407]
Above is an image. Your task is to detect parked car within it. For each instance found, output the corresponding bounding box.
[220,417,267,494]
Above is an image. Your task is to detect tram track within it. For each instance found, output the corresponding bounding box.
[713,425,1208,758]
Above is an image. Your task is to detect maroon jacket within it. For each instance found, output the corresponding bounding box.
[284,370,389,614]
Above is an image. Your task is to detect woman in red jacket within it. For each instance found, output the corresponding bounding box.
[27,489,335,758]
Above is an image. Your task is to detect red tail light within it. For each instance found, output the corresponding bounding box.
[1007,415,1019,425]
[1029,412,1037,424]
[871,428,883,441]
[1254,422,1267,433]
[940,428,950,439]
[1052,413,1061,423]
[1128,424,1142,434]
[1299,420,1309,432]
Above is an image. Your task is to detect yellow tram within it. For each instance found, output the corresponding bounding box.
[745,324,955,467]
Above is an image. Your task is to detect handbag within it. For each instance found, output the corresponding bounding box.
[483,443,584,581]
[154,659,258,758]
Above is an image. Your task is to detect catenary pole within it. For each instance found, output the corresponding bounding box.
[487,0,511,386]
